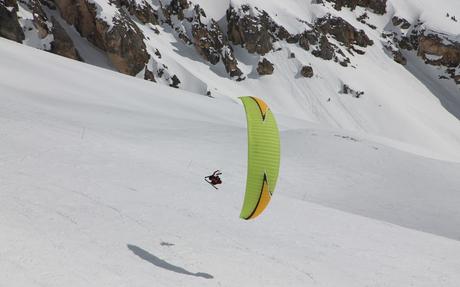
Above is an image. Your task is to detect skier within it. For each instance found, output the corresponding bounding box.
[205,170,222,189]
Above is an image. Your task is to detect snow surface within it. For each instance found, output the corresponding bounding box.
[136,0,460,161]
[1,38,460,286]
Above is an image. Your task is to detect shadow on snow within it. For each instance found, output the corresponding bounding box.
[127,244,214,279]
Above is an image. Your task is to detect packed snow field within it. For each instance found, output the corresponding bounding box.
[1,38,460,286]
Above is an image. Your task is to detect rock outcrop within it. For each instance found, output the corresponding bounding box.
[161,0,189,23]
[257,58,274,75]
[298,30,318,51]
[192,16,242,77]
[315,15,374,48]
[225,5,373,68]
[227,5,274,55]
[392,16,411,29]
[0,0,24,42]
[118,0,158,24]
[29,0,50,39]
[296,15,373,66]
[103,14,150,75]
[356,12,376,29]
[418,34,460,68]
[392,50,407,65]
[312,35,336,60]
[52,0,96,42]
[144,66,156,82]
[388,20,460,84]
[222,47,243,78]
[453,74,460,84]
[192,18,223,65]
[325,0,387,15]
[162,2,243,78]
[53,0,149,75]
[224,5,374,68]
[50,17,81,60]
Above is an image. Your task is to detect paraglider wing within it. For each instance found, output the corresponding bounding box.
[239,96,280,220]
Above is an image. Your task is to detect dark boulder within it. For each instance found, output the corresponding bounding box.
[257,58,274,75]
[170,74,181,88]
[300,65,314,77]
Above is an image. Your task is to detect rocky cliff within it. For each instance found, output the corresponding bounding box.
[1,0,458,88]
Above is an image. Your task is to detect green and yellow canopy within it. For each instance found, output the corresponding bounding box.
[239,97,280,220]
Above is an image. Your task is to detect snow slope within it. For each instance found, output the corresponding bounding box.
[13,0,460,161]
[1,38,460,286]
[140,0,460,160]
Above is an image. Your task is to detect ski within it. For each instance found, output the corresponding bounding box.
[204,178,218,189]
